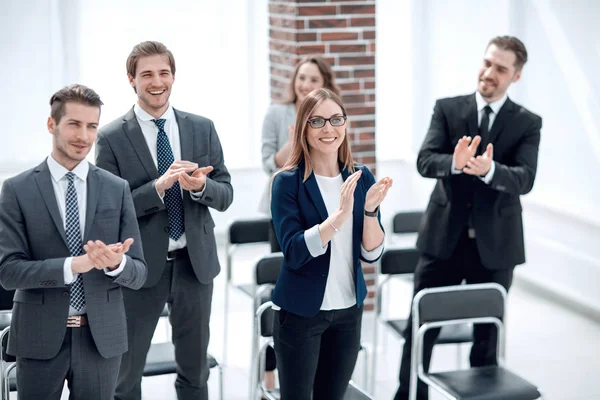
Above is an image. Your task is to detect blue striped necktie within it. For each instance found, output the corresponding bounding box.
[153,119,185,240]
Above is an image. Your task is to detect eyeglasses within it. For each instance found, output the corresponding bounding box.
[307,115,347,129]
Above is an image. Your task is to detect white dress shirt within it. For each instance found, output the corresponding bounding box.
[47,155,125,316]
[451,91,508,183]
[133,103,205,252]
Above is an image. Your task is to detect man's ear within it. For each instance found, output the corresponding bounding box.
[47,116,55,134]
[512,69,522,83]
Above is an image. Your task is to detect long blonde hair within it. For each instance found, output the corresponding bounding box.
[280,88,355,181]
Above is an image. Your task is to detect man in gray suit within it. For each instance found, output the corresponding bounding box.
[95,41,233,400]
[0,84,148,400]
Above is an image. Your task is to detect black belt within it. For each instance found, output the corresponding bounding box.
[166,247,189,261]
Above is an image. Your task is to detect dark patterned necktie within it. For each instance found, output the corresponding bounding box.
[65,172,85,311]
[478,105,493,155]
[153,119,185,240]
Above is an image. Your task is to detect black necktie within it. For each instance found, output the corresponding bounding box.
[478,105,493,155]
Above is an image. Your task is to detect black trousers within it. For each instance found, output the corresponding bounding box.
[393,230,513,400]
[273,305,363,400]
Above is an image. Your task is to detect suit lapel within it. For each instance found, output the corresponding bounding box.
[174,109,194,162]
[304,172,328,221]
[465,94,479,138]
[83,165,102,241]
[34,161,68,247]
[488,98,515,144]
[123,107,159,179]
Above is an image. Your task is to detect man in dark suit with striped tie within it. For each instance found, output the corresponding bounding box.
[96,41,233,400]
[394,36,543,399]
[0,84,147,400]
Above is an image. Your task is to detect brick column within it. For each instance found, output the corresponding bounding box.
[269,0,377,310]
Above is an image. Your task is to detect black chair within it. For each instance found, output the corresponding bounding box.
[252,295,373,400]
[144,306,223,400]
[392,211,424,234]
[371,247,473,394]
[0,327,16,400]
[223,217,272,362]
[409,283,543,400]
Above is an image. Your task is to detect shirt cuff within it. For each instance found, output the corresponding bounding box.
[480,161,496,184]
[104,256,127,276]
[361,239,384,262]
[64,257,76,284]
[154,180,165,202]
[451,157,463,175]
[190,185,206,199]
[304,224,328,258]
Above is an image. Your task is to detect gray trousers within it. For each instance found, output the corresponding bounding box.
[115,255,214,400]
[17,326,121,400]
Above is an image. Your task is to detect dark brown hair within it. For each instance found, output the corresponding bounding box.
[285,57,340,104]
[49,84,103,124]
[487,36,528,71]
[281,88,354,181]
[126,41,176,78]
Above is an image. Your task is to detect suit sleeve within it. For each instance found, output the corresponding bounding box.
[189,120,233,212]
[416,100,455,179]
[0,180,66,290]
[96,131,166,218]
[109,180,148,290]
[489,115,542,195]
[271,173,320,271]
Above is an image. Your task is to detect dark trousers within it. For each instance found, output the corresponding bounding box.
[394,230,513,400]
[17,326,121,400]
[273,305,363,400]
[115,253,214,400]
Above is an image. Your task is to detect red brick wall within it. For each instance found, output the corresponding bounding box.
[269,0,377,310]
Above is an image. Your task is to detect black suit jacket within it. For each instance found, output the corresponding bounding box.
[416,94,542,270]
[96,107,233,286]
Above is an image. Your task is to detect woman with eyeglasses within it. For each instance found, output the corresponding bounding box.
[270,88,393,399]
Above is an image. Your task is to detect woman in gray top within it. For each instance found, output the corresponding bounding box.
[259,57,341,213]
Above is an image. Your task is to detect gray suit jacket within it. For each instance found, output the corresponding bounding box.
[96,107,233,286]
[0,161,147,360]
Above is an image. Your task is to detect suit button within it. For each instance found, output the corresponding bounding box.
[164,227,170,233]
[63,291,69,296]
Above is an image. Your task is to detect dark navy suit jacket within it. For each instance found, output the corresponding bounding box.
[270,162,383,317]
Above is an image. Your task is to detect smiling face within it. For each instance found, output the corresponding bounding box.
[48,102,100,170]
[477,44,522,102]
[306,99,347,158]
[129,54,174,118]
[294,62,325,106]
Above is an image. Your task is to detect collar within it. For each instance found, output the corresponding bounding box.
[133,103,175,122]
[47,154,89,183]
[475,91,507,115]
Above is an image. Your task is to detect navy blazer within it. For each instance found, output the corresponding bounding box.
[270,162,383,318]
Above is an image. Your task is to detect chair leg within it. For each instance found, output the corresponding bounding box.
[370,317,379,394]
[218,365,224,400]
[361,345,369,390]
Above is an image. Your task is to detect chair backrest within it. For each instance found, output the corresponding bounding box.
[255,253,284,285]
[414,283,506,327]
[392,211,423,234]
[1,327,15,363]
[256,292,275,338]
[0,287,15,313]
[380,248,420,276]
[228,217,271,245]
